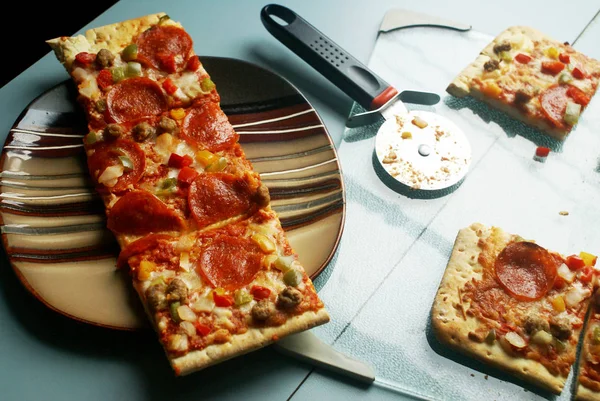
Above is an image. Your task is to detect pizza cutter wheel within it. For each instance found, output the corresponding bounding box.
[374,110,471,194]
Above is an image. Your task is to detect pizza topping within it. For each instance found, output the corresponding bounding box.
[186,56,201,71]
[96,49,115,68]
[542,61,565,76]
[251,299,276,321]
[181,101,238,152]
[132,121,157,142]
[97,69,114,90]
[540,85,569,127]
[567,85,591,106]
[162,78,179,95]
[558,263,577,283]
[483,59,500,72]
[493,42,511,54]
[87,139,145,192]
[558,72,573,85]
[197,235,263,291]
[166,278,189,304]
[564,101,582,126]
[514,89,533,105]
[581,252,598,267]
[549,315,573,340]
[135,25,193,73]
[567,255,587,270]
[188,173,256,228]
[146,283,168,312]
[572,67,585,79]
[75,52,96,65]
[494,241,558,301]
[212,289,234,307]
[107,190,185,235]
[126,62,143,78]
[168,153,193,168]
[283,269,303,287]
[104,123,124,139]
[122,44,138,62]
[564,282,592,308]
[111,66,127,83]
[277,287,303,310]
[159,116,178,133]
[504,331,527,349]
[234,289,253,306]
[523,312,550,335]
[514,53,532,64]
[249,285,271,301]
[530,330,554,345]
[178,166,199,185]
[559,53,570,64]
[106,77,167,123]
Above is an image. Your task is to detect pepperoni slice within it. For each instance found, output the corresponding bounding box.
[106,77,167,123]
[107,190,185,235]
[116,233,174,268]
[181,101,238,152]
[87,139,145,193]
[188,173,256,228]
[135,25,193,73]
[197,235,263,290]
[495,241,559,301]
[540,85,569,128]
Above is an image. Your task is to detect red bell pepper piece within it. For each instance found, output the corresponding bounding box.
[177,166,199,184]
[194,322,212,336]
[558,53,570,64]
[186,56,201,71]
[168,153,193,168]
[250,285,271,300]
[566,255,586,270]
[572,67,585,79]
[75,52,96,65]
[213,292,234,307]
[541,61,565,76]
[162,78,178,95]
[514,53,532,64]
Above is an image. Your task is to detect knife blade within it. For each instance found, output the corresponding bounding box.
[260,4,440,129]
[273,331,376,383]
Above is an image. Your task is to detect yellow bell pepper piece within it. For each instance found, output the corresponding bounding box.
[482,82,502,98]
[170,108,186,120]
[580,251,598,267]
[138,260,156,281]
[552,295,566,312]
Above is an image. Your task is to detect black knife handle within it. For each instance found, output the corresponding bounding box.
[261,4,397,111]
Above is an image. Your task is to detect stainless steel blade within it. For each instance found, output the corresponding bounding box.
[273,331,376,383]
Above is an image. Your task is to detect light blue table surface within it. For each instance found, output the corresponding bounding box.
[1,1,599,400]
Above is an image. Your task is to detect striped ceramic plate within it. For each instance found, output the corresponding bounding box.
[0,56,345,330]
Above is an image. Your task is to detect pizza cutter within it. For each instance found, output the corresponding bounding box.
[261,4,472,196]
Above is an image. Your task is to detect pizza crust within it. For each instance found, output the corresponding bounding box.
[46,13,178,69]
[576,383,600,401]
[171,308,330,376]
[431,223,568,394]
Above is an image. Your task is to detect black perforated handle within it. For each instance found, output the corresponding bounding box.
[261,4,397,111]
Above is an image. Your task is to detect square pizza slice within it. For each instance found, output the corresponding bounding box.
[447,26,600,140]
[431,223,598,394]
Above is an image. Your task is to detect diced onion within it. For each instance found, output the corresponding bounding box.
[175,235,195,252]
[97,165,124,187]
[179,252,191,272]
[177,304,197,322]
[190,296,215,313]
[180,321,196,337]
[505,331,527,349]
[179,272,202,291]
[565,284,591,308]
[558,263,576,283]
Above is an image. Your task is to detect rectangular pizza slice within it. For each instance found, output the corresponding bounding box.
[47,13,329,375]
[431,223,597,394]
[447,26,600,141]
